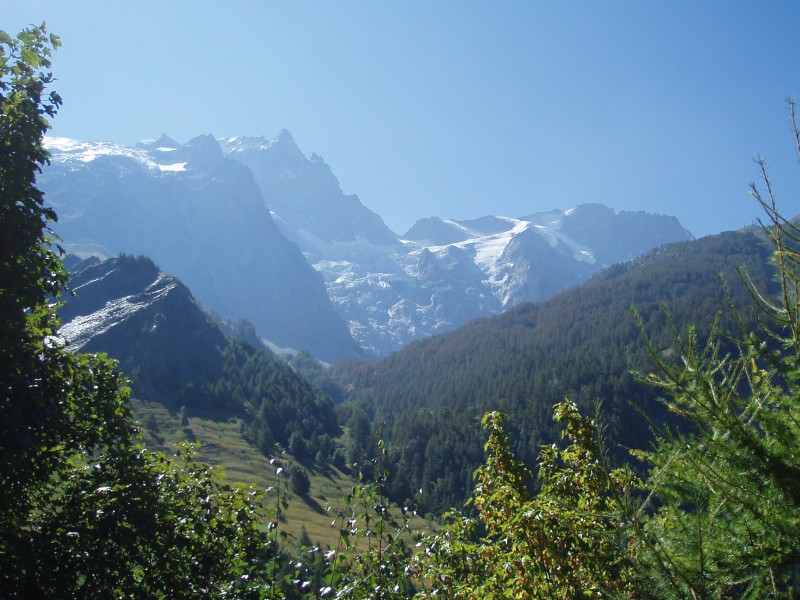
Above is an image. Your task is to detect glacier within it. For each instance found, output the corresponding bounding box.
[42,132,694,359]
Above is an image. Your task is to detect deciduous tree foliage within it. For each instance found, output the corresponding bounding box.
[419,404,639,598]
[0,25,273,598]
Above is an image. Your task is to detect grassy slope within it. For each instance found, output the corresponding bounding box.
[130,399,429,551]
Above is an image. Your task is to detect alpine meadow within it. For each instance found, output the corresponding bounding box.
[3,22,800,599]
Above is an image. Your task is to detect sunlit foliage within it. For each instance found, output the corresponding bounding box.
[0,24,274,598]
[418,403,639,598]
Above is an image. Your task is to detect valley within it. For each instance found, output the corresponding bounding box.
[6,12,800,596]
[47,130,778,527]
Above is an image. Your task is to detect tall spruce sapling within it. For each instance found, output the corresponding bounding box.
[631,99,800,597]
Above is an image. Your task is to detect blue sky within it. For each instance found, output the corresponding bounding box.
[5,1,800,237]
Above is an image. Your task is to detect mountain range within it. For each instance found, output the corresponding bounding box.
[42,135,360,363]
[332,226,778,513]
[41,132,693,359]
[43,129,782,513]
[54,224,779,515]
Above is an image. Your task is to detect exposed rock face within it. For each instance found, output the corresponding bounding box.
[59,255,227,404]
[41,136,362,363]
[44,133,693,359]
[221,131,398,248]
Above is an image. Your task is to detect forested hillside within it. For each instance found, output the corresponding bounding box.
[5,23,800,597]
[205,341,340,459]
[59,254,341,459]
[334,229,778,514]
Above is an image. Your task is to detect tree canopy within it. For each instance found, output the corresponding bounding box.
[0,24,274,598]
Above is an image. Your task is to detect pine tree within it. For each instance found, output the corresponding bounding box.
[290,465,311,496]
[631,101,800,597]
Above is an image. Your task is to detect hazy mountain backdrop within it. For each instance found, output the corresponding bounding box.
[42,132,693,359]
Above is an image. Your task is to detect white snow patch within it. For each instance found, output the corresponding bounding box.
[472,219,529,271]
[60,296,141,350]
[527,210,566,230]
[530,223,595,264]
[157,162,187,172]
[45,137,159,170]
[146,272,173,291]
[219,135,273,154]
[441,219,480,238]
[424,217,528,274]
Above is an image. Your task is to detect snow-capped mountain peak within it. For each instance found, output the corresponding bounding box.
[41,132,694,359]
[39,134,364,363]
[44,134,223,174]
[45,137,160,170]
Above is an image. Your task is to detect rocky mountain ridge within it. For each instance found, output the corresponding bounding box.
[42,132,694,358]
[222,133,693,355]
[41,135,362,363]
[59,254,228,404]
[58,254,341,455]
